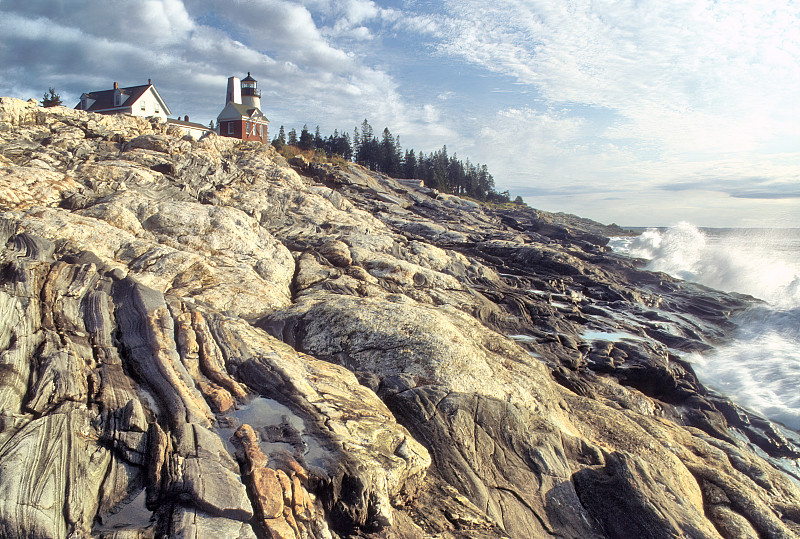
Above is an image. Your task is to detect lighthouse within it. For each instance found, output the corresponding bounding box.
[217,72,269,143]
[240,72,261,110]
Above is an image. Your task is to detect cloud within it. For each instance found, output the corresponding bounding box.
[0,0,443,136]
[659,172,800,200]
[341,0,381,25]
[319,0,439,41]
[424,0,800,225]
[465,106,645,192]
[2,0,194,45]
[2,0,796,227]
[436,0,800,156]
[201,0,352,70]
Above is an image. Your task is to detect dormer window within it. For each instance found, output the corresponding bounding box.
[114,92,121,106]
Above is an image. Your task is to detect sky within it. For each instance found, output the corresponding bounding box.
[1,0,798,227]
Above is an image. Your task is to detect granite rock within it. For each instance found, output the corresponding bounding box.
[1,98,798,538]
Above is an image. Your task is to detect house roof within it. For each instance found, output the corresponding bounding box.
[167,118,212,131]
[217,102,268,122]
[75,83,171,115]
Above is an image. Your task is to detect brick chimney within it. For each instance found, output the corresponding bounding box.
[113,82,118,90]
[184,115,189,121]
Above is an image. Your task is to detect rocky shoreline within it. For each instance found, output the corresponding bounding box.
[1,97,798,538]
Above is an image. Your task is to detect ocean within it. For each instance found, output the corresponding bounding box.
[610,223,800,433]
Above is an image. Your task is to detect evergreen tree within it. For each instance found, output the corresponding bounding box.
[360,119,373,143]
[379,128,402,176]
[403,149,417,178]
[432,146,448,191]
[314,126,324,151]
[299,125,314,150]
[342,132,353,161]
[448,154,466,194]
[275,121,512,202]
[352,127,360,159]
[355,119,380,170]
[271,125,287,149]
[478,164,494,199]
[463,159,476,197]
[41,87,62,107]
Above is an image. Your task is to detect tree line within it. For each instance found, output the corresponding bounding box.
[272,119,522,204]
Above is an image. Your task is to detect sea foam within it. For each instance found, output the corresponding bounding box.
[626,222,800,307]
[613,223,800,431]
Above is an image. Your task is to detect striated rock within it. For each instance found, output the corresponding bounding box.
[170,507,258,539]
[1,98,799,539]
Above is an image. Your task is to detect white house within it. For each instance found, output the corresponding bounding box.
[75,80,171,120]
[166,116,213,140]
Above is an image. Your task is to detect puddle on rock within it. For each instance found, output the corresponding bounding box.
[581,330,644,343]
[218,396,331,470]
[508,334,537,343]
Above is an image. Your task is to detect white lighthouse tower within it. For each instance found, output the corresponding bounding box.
[240,72,261,110]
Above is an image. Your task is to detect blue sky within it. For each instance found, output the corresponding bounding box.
[1,0,798,227]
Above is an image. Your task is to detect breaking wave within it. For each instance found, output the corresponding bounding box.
[624,222,800,306]
[613,223,800,431]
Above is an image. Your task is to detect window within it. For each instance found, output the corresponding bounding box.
[140,101,146,111]
[114,93,121,106]
[228,123,234,134]
[154,102,160,113]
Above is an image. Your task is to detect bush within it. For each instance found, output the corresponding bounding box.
[41,88,62,108]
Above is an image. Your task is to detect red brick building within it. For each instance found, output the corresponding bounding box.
[216,73,269,143]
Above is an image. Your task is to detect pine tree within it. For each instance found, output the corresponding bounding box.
[352,126,360,156]
[379,128,402,176]
[360,119,373,143]
[432,146,448,191]
[272,125,287,150]
[342,132,353,161]
[314,126,324,151]
[403,149,417,179]
[41,87,62,107]
[356,120,379,170]
[464,160,480,198]
[299,125,314,150]
[276,122,511,201]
